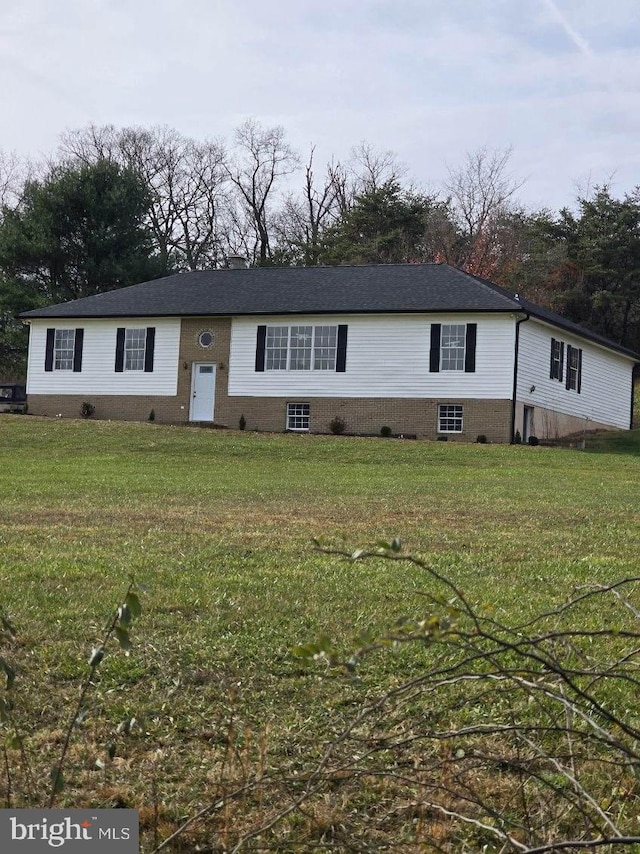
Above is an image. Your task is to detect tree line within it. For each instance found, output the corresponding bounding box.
[1,120,639,378]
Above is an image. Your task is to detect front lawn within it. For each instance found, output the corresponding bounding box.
[1,417,639,850]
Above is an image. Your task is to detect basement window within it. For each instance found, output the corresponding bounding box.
[438,404,463,433]
[287,403,310,432]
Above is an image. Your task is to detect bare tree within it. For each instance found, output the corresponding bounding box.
[351,140,407,194]
[0,151,25,210]
[60,124,229,270]
[224,119,299,265]
[444,146,526,278]
[324,142,408,219]
[272,146,342,265]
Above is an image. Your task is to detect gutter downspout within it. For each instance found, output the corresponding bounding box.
[510,312,530,443]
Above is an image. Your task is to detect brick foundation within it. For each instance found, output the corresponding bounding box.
[28,391,513,443]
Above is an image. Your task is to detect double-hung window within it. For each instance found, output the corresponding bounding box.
[551,336,582,393]
[265,326,289,370]
[259,324,345,372]
[124,328,146,371]
[44,327,84,373]
[440,324,466,371]
[289,326,313,370]
[115,327,156,373]
[550,338,564,381]
[429,323,476,373]
[54,329,75,370]
[313,325,338,370]
[566,345,582,392]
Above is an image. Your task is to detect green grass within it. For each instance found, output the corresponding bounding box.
[1,416,640,849]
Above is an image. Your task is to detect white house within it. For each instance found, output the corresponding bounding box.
[20,263,638,442]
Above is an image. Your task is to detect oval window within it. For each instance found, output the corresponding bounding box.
[198,331,214,348]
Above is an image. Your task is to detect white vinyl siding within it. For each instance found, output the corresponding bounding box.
[229,314,516,398]
[518,320,634,430]
[27,318,180,396]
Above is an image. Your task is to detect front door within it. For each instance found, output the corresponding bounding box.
[189,363,216,422]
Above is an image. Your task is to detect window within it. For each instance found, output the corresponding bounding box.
[550,338,564,381]
[566,345,582,392]
[440,325,466,371]
[115,327,155,373]
[438,404,463,433]
[429,323,476,373]
[45,328,84,373]
[198,330,214,348]
[287,402,310,431]
[289,326,312,370]
[263,325,339,371]
[54,329,75,370]
[265,326,289,370]
[124,328,146,371]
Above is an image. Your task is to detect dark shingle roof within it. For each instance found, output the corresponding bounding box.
[19,263,639,359]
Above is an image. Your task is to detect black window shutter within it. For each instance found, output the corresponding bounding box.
[429,324,441,372]
[73,328,84,372]
[464,323,477,373]
[565,345,572,390]
[255,325,266,372]
[559,341,564,382]
[550,338,556,379]
[45,328,55,372]
[115,328,125,372]
[577,348,582,394]
[336,325,348,372]
[144,327,155,373]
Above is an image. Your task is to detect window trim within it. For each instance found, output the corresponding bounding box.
[286,402,310,432]
[438,404,464,433]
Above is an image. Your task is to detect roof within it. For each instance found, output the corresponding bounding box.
[19,263,639,360]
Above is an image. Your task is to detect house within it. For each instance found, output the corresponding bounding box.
[19,263,638,443]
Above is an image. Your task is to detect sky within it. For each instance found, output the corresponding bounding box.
[1,0,639,212]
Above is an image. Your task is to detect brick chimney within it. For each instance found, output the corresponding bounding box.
[227,255,249,270]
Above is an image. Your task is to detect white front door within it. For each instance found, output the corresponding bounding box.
[189,363,216,422]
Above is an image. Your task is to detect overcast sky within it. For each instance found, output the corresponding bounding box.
[1,0,639,211]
